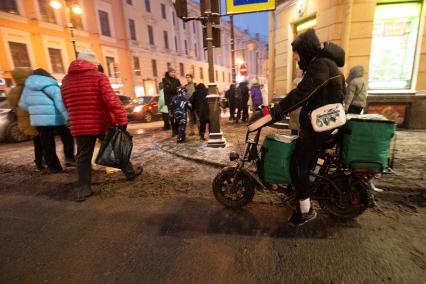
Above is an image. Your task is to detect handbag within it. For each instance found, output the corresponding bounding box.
[310,103,346,132]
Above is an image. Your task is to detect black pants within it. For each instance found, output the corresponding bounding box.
[236,104,249,122]
[199,120,210,138]
[76,135,136,188]
[37,125,74,172]
[33,135,43,166]
[348,105,363,114]
[290,130,332,200]
[162,113,170,130]
[170,116,177,136]
[229,103,236,120]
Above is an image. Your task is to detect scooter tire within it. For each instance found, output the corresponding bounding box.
[213,167,255,209]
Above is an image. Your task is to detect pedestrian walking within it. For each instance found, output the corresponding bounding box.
[236,81,249,123]
[7,67,45,170]
[19,68,75,173]
[225,84,237,121]
[250,79,263,109]
[158,82,170,130]
[170,87,190,143]
[190,83,210,141]
[162,67,181,137]
[185,73,197,136]
[345,65,367,114]
[61,50,141,201]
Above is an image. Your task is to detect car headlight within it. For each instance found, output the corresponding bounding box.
[133,105,143,113]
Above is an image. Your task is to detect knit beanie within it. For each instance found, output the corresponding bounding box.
[77,49,99,65]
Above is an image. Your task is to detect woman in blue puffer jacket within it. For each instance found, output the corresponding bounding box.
[19,69,75,173]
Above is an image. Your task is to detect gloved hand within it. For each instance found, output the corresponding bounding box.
[118,124,127,131]
[269,104,284,123]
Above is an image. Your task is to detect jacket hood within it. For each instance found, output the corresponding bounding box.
[11,67,33,86]
[291,29,321,71]
[68,60,98,74]
[318,42,345,68]
[346,65,364,83]
[25,75,59,91]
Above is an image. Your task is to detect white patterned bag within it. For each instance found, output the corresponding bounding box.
[310,103,346,132]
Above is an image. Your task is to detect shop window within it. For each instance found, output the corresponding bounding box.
[8,42,31,67]
[0,0,19,14]
[106,56,115,77]
[98,10,111,37]
[369,2,422,90]
[38,0,56,24]
[48,48,65,74]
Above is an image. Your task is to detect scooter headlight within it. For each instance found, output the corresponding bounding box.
[229,151,239,161]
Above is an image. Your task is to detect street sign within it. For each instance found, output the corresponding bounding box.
[240,64,248,76]
[226,0,276,15]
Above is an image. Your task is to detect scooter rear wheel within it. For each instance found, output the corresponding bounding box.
[213,167,255,209]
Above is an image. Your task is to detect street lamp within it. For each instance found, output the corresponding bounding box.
[50,0,83,59]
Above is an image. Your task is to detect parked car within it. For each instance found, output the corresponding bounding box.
[126,96,160,122]
[118,94,132,107]
[0,105,30,143]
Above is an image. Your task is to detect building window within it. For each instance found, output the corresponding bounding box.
[369,2,422,90]
[194,44,198,57]
[48,48,64,74]
[179,63,184,77]
[128,19,137,40]
[38,0,56,24]
[184,40,188,55]
[126,0,132,5]
[98,10,111,37]
[0,0,19,14]
[148,25,154,45]
[193,22,196,33]
[215,70,218,81]
[183,21,186,30]
[66,0,83,29]
[172,12,176,26]
[222,71,225,83]
[8,42,30,67]
[105,56,115,77]
[175,36,178,51]
[163,31,169,49]
[200,67,204,80]
[191,65,195,77]
[152,59,157,77]
[133,56,141,76]
[145,0,151,13]
[161,3,166,19]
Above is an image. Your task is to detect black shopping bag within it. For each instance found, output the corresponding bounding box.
[95,126,133,169]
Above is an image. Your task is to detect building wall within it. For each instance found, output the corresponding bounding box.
[0,0,134,95]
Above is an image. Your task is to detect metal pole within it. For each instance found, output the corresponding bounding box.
[267,11,275,104]
[66,7,78,59]
[230,15,236,84]
[205,0,225,147]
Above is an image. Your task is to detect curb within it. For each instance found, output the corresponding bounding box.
[157,137,227,168]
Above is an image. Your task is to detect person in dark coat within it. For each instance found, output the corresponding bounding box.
[225,84,236,121]
[271,29,346,226]
[190,83,210,140]
[236,81,249,123]
[162,67,181,136]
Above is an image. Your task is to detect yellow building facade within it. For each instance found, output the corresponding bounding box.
[0,0,134,96]
[275,0,426,128]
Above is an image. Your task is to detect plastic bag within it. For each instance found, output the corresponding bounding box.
[95,126,133,169]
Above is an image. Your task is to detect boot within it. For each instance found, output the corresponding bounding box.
[125,165,143,181]
[65,157,76,167]
[34,160,45,171]
[76,186,92,202]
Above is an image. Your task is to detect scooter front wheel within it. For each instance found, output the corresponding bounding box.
[212,167,255,209]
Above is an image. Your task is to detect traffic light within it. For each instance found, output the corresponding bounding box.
[203,26,221,49]
[173,0,188,19]
[200,0,220,25]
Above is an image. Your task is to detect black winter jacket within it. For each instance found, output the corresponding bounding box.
[162,73,181,106]
[277,41,346,131]
[190,83,210,122]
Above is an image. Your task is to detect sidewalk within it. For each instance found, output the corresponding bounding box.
[158,118,426,190]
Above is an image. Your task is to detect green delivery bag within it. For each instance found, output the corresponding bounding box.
[342,114,396,172]
[261,134,297,184]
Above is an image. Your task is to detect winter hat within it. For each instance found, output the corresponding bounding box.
[168,66,176,73]
[185,73,193,78]
[291,29,321,71]
[77,49,99,65]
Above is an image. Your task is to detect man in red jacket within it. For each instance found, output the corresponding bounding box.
[61,50,142,201]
